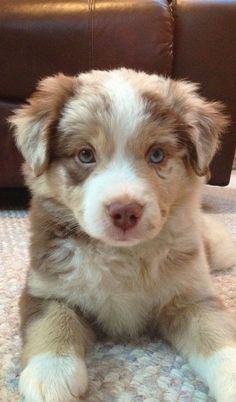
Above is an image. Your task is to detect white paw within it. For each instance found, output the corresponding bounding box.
[211,356,236,402]
[190,346,236,402]
[19,352,88,402]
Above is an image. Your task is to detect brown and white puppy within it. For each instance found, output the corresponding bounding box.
[10,69,236,402]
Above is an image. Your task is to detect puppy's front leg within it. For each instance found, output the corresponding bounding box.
[19,290,94,402]
[158,293,236,402]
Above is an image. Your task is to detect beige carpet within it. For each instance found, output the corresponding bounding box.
[0,174,236,402]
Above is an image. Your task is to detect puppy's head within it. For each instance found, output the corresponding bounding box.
[10,69,228,246]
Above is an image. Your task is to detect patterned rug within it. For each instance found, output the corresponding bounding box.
[1,175,236,402]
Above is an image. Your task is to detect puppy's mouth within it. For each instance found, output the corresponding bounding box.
[107,229,140,245]
[100,221,161,247]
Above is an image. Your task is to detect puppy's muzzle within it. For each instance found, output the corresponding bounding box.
[106,200,143,231]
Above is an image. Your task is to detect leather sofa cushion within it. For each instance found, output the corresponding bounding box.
[173,0,236,185]
[0,0,173,100]
[0,101,24,187]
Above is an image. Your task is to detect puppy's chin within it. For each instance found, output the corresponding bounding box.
[99,236,149,248]
[86,224,162,248]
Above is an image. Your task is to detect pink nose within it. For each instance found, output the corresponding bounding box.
[107,201,143,231]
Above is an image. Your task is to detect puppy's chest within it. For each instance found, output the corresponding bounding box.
[31,240,164,337]
[64,245,161,336]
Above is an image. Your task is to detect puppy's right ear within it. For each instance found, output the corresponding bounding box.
[9,74,76,176]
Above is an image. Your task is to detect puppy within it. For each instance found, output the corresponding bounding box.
[10,69,236,402]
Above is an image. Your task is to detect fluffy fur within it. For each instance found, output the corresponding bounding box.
[10,68,236,401]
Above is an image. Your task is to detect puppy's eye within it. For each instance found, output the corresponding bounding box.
[148,147,165,164]
[76,147,96,164]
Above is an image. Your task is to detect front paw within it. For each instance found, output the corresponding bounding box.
[19,352,88,402]
[212,353,236,402]
[191,346,236,402]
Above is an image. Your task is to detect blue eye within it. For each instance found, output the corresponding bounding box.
[77,147,96,164]
[148,147,165,164]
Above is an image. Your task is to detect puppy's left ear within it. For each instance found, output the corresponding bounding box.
[172,81,229,176]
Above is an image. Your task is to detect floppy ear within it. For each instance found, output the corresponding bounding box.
[170,81,229,176]
[9,74,76,176]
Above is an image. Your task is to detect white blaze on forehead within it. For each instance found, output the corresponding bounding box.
[104,72,147,145]
[59,71,148,152]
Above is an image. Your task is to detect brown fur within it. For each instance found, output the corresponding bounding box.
[29,197,90,276]
[21,298,94,368]
[158,293,236,357]
[9,74,76,176]
[19,288,47,335]
[142,86,229,176]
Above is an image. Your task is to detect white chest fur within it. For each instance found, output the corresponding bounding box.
[29,237,170,337]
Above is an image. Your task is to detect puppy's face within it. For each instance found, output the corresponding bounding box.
[10,69,228,246]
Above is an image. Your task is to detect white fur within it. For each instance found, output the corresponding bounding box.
[19,352,88,402]
[104,72,146,142]
[59,71,145,149]
[79,156,162,246]
[190,347,236,401]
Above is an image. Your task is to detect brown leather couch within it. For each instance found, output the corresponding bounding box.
[1,0,236,193]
